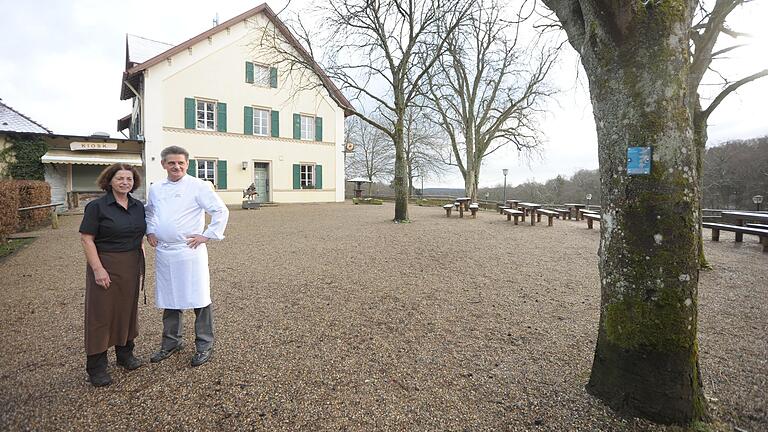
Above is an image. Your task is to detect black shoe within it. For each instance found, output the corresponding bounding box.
[88,370,112,387]
[117,354,143,370]
[190,348,213,367]
[150,343,184,363]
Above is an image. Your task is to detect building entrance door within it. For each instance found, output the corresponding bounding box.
[253,163,269,203]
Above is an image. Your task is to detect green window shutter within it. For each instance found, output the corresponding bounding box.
[270,67,278,88]
[245,62,254,83]
[187,159,197,176]
[315,117,323,142]
[315,165,322,189]
[243,106,253,135]
[292,164,301,189]
[217,160,228,190]
[184,98,195,129]
[271,110,279,137]
[293,114,301,139]
[217,102,227,132]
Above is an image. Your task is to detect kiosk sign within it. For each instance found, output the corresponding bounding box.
[627,147,652,175]
[70,142,118,151]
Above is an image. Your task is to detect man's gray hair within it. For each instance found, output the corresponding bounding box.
[160,146,189,161]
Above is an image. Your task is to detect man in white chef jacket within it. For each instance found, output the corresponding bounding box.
[145,146,229,367]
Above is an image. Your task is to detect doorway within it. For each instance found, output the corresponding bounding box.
[253,162,269,203]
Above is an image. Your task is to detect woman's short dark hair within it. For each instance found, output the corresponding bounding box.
[96,163,142,192]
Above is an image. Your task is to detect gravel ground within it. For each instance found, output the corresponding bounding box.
[0,202,765,431]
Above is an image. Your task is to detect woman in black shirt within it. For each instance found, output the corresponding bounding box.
[79,163,146,387]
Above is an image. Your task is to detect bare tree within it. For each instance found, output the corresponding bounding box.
[688,0,768,266]
[345,116,394,194]
[543,0,707,424]
[425,0,557,202]
[402,107,449,197]
[252,0,470,221]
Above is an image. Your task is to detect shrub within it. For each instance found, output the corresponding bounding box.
[16,180,51,231]
[0,181,20,240]
[7,136,47,180]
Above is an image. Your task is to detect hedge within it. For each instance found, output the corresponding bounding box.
[0,181,20,241]
[16,180,51,231]
[0,180,51,239]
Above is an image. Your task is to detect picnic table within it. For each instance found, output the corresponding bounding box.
[455,197,471,212]
[517,202,542,226]
[505,199,520,209]
[564,203,586,220]
[721,211,768,242]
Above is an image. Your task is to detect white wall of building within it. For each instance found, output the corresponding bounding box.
[139,14,345,204]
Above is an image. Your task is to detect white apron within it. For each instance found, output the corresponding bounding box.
[146,175,228,310]
[155,242,211,309]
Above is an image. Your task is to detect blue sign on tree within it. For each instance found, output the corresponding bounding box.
[627,147,652,175]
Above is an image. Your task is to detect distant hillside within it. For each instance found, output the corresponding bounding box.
[421,188,465,196]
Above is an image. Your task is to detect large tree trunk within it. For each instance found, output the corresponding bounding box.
[545,0,708,424]
[393,118,409,221]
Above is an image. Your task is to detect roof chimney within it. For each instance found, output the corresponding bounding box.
[212,13,219,27]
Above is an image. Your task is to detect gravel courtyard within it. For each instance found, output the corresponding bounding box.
[0,202,765,431]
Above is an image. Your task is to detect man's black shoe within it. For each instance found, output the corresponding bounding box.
[150,343,184,363]
[88,370,112,387]
[190,348,213,367]
[117,354,143,370]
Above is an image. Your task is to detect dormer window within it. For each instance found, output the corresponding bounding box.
[246,62,277,88]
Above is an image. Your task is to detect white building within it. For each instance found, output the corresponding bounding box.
[119,3,353,204]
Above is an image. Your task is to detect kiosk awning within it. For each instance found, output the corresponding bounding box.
[41,150,143,166]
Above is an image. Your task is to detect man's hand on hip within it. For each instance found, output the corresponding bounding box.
[186,235,209,249]
[146,233,158,247]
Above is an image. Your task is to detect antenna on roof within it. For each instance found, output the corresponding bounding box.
[212,13,219,27]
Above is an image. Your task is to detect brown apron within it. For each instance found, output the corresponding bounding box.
[84,249,143,355]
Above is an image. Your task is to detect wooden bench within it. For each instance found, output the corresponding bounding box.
[469,203,479,218]
[443,203,454,217]
[18,202,64,229]
[498,205,510,214]
[579,209,599,220]
[553,208,571,220]
[746,223,768,230]
[584,213,601,229]
[502,208,524,225]
[536,209,558,227]
[703,222,768,252]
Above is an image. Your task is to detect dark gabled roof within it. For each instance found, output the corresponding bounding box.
[0,99,52,134]
[120,3,354,116]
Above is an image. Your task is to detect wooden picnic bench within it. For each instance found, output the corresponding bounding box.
[584,213,601,229]
[502,208,524,225]
[536,209,558,227]
[443,203,454,217]
[702,222,768,252]
[469,203,479,218]
[746,223,768,230]
[552,208,571,220]
[18,202,64,229]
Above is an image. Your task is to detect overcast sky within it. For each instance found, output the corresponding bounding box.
[1,0,766,189]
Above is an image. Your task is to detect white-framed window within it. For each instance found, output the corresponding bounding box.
[300,115,315,140]
[300,164,315,187]
[253,63,270,87]
[196,100,216,130]
[197,159,216,186]
[253,108,270,136]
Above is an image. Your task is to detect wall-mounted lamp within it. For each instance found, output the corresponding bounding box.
[241,161,248,170]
